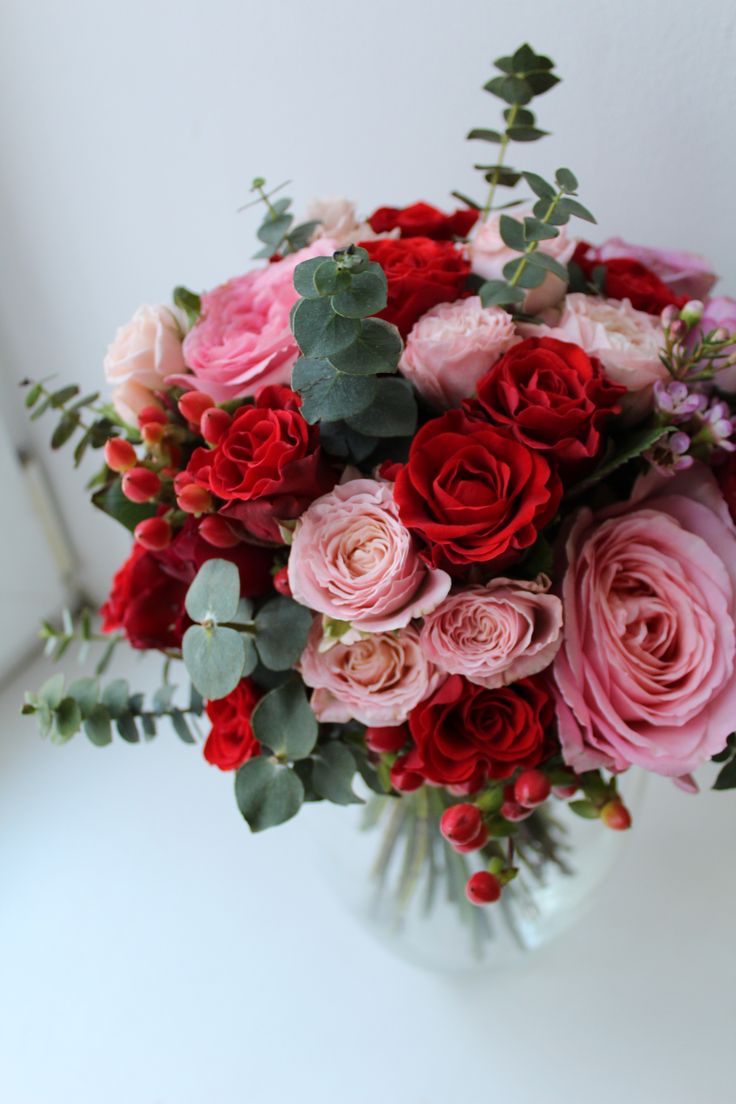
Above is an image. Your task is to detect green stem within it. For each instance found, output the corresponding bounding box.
[506,190,563,289]
[482,103,519,219]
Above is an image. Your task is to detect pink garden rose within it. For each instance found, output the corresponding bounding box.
[305,197,379,247]
[420,576,563,688]
[554,464,736,778]
[300,620,442,726]
[469,209,576,314]
[178,239,337,402]
[399,296,518,407]
[589,237,716,300]
[288,479,450,631]
[104,304,186,423]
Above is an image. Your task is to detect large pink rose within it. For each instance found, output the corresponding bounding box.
[589,237,716,300]
[420,576,563,689]
[300,620,442,726]
[553,465,736,777]
[399,295,517,408]
[104,304,186,423]
[177,239,337,402]
[288,479,450,631]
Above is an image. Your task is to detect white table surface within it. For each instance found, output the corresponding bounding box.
[2,648,735,1104]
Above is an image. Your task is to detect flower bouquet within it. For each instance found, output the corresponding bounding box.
[22,44,736,960]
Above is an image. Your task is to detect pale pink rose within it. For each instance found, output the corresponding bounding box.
[469,209,576,314]
[300,620,443,726]
[176,239,337,402]
[305,197,379,247]
[590,237,716,300]
[420,576,563,688]
[288,479,450,632]
[553,464,736,778]
[399,296,518,408]
[104,304,186,423]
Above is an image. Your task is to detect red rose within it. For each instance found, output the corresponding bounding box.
[360,237,471,338]
[203,679,262,771]
[471,336,625,473]
[367,202,479,241]
[404,674,553,790]
[161,518,274,597]
[187,386,336,541]
[573,242,687,315]
[393,410,561,574]
[100,543,188,650]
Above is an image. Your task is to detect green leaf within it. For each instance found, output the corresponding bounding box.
[558,197,596,224]
[345,377,417,438]
[51,412,81,449]
[39,673,65,709]
[498,215,526,251]
[507,125,549,142]
[504,106,536,125]
[173,286,201,327]
[328,319,403,377]
[182,625,245,700]
[92,478,157,533]
[257,213,292,247]
[185,558,241,624]
[29,394,53,421]
[479,280,526,308]
[293,256,329,300]
[170,710,196,744]
[49,385,80,408]
[102,678,130,717]
[286,221,321,252]
[484,74,533,105]
[525,71,560,95]
[532,198,569,226]
[251,676,318,761]
[523,217,560,242]
[555,167,579,193]
[450,191,481,211]
[24,382,43,408]
[141,715,157,740]
[331,267,387,319]
[254,596,312,670]
[466,128,503,143]
[291,297,361,358]
[502,257,546,289]
[525,251,570,281]
[713,757,736,790]
[310,260,350,297]
[564,425,673,501]
[116,715,140,743]
[523,171,556,199]
[569,800,600,819]
[83,705,112,747]
[66,677,99,717]
[312,743,362,805]
[51,697,82,743]
[235,757,304,831]
[292,358,376,424]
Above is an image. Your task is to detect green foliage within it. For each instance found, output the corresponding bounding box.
[563,424,673,502]
[184,558,241,623]
[92,478,157,532]
[251,676,318,761]
[183,625,251,700]
[312,742,362,805]
[252,596,312,670]
[39,606,123,674]
[234,757,304,831]
[713,735,736,790]
[21,378,122,468]
[173,286,202,327]
[245,178,320,258]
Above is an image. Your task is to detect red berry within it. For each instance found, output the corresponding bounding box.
[439,803,483,846]
[134,516,172,551]
[552,783,578,800]
[177,483,213,515]
[514,769,551,808]
[365,725,408,754]
[142,421,166,446]
[272,566,292,597]
[137,404,167,427]
[121,467,161,503]
[465,871,501,906]
[104,437,137,472]
[199,514,240,548]
[500,800,533,822]
[200,407,232,444]
[601,799,632,831]
[454,824,489,853]
[178,390,215,425]
[390,754,423,793]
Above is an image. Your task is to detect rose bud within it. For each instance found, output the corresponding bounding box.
[454,824,489,853]
[440,803,483,847]
[514,769,551,808]
[500,800,533,822]
[465,871,501,906]
[272,566,292,597]
[199,514,240,548]
[365,725,408,755]
[201,407,232,445]
[137,404,168,427]
[601,799,632,831]
[134,516,172,551]
[390,754,424,793]
[104,437,136,472]
[177,483,213,515]
[178,390,215,425]
[121,467,161,503]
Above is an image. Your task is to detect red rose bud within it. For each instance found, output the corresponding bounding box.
[552,783,578,800]
[500,800,533,822]
[122,467,161,503]
[104,437,137,472]
[198,514,240,548]
[201,407,232,444]
[454,824,489,853]
[365,725,408,755]
[390,754,423,793]
[601,799,632,831]
[177,483,213,515]
[137,404,168,427]
[178,390,215,425]
[272,566,292,597]
[465,871,501,906]
[439,803,483,846]
[134,516,172,551]
[514,769,551,808]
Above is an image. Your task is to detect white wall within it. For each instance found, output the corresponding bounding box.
[1,0,735,602]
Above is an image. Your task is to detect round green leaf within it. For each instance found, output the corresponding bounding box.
[254,596,312,670]
[51,698,82,743]
[331,267,387,319]
[312,743,362,805]
[182,625,245,700]
[185,559,241,624]
[293,256,330,300]
[83,705,112,747]
[291,297,360,358]
[292,357,376,423]
[251,676,318,760]
[328,318,402,376]
[235,757,304,831]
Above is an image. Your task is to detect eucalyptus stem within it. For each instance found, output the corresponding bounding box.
[482,102,519,218]
[506,189,562,289]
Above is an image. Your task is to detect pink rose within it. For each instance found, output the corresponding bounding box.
[420,576,563,688]
[589,237,716,300]
[104,304,186,423]
[300,620,442,726]
[177,239,337,402]
[288,479,450,631]
[553,464,736,778]
[305,198,379,247]
[469,209,576,314]
[399,295,518,408]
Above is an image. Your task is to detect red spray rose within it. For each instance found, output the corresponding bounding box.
[367,202,479,241]
[573,242,687,315]
[100,544,189,650]
[360,237,471,338]
[203,679,262,771]
[470,336,625,474]
[403,674,553,791]
[393,410,561,574]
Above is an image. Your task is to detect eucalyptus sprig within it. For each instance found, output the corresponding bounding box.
[244,177,321,259]
[39,606,125,675]
[21,378,124,466]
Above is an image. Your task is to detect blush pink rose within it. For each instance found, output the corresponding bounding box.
[300,620,443,726]
[176,239,337,402]
[104,304,186,423]
[553,464,736,778]
[420,576,563,688]
[589,237,716,300]
[305,197,381,247]
[469,209,576,314]
[399,295,518,408]
[288,479,450,631]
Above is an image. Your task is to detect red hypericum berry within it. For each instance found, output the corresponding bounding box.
[272,566,292,597]
[200,407,232,444]
[365,725,408,755]
[601,799,632,831]
[500,800,533,822]
[142,421,166,446]
[552,783,578,800]
[455,824,490,853]
[178,390,215,425]
[439,803,483,846]
[465,871,502,906]
[199,514,240,548]
[390,754,423,793]
[121,467,161,503]
[177,483,213,515]
[137,404,167,427]
[104,437,136,472]
[134,516,172,551]
[514,769,551,808]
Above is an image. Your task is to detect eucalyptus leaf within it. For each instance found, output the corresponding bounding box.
[116,715,140,743]
[328,318,402,377]
[292,358,376,424]
[498,215,526,251]
[291,297,361,358]
[713,757,736,790]
[555,167,579,193]
[182,625,246,700]
[84,705,113,747]
[251,676,318,761]
[466,128,503,143]
[293,256,329,300]
[312,743,362,805]
[522,171,556,199]
[479,280,526,308]
[331,268,387,319]
[92,479,157,533]
[254,597,312,670]
[52,698,82,743]
[235,757,304,832]
[66,677,99,717]
[185,558,241,624]
[171,710,196,745]
[345,377,417,438]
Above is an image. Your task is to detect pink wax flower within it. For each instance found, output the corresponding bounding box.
[553,464,736,778]
[589,237,716,300]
